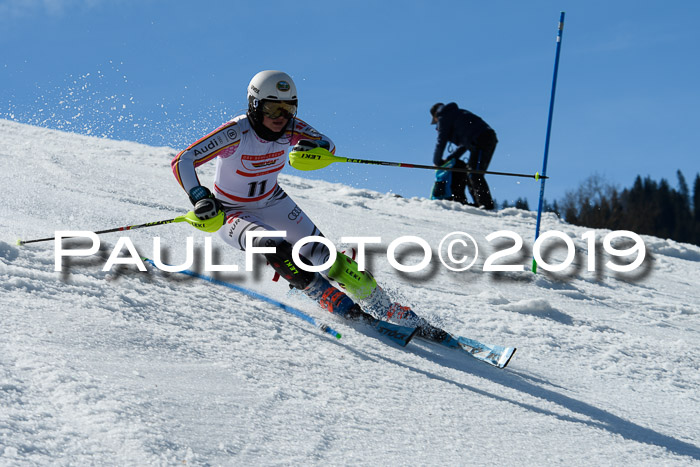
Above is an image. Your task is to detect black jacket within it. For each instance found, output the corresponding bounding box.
[433,103,492,166]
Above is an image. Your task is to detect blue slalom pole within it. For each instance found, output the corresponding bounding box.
[143,258,342,339]
[532,11,566,273]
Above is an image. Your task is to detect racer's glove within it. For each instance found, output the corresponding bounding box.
[186,186,225,232]
[194,197,223,221]
[188,186,224,220]
[291,139,330,152]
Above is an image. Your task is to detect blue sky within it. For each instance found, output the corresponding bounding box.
[2,0,699,209]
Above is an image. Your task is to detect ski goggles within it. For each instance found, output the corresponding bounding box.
[261,100,297,120]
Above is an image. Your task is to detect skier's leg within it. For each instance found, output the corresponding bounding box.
[327,251,378,300]
[255,189,334,267]
[258,196,447,333]
[218,197,364,318]
[218,210,315,288]
[323,248,420,323]
[326,249,452,338]
[251,194,457,337]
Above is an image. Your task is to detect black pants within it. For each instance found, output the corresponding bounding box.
[450,160,470,205]
[466,129,497,210]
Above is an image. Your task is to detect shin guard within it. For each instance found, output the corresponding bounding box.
[327,251,378,300]
[264,240,315,290]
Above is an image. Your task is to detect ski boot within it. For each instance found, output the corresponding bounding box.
[302,273,370,321]
[356,282,458,346]
[325,250,453,342]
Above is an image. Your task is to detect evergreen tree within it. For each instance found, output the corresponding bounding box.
[543,199,561,218]
[677,170,690,210]
[693,174,700,219]
[656,178,673,240]
[559,171,699,247]
[693,174,700,244]
[674,171,691,242]
[514,197,530,211]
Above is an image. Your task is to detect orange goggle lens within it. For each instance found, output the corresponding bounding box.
[261,101,297,119]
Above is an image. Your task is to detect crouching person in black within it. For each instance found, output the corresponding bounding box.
[430,102,497,210]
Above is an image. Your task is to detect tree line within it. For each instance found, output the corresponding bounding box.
[502,171,700,247]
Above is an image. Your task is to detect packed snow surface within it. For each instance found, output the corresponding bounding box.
[1,120,699,465]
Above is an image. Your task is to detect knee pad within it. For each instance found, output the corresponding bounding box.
[327,251,377,300]
[263,240,315,290]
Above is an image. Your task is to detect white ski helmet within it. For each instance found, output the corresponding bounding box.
[247,70,297,105]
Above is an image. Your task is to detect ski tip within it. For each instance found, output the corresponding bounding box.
[16,238,22,246]
[498,348,517,369]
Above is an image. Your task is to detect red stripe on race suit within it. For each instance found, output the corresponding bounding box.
[235,165,285,177]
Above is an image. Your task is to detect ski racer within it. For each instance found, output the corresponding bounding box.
[171,70,440,337]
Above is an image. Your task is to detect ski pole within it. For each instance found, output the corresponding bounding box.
[289,148,547,180]
[142,258,342,339]
[17,215,190,246]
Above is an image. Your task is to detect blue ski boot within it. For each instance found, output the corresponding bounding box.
[302,273,366,320]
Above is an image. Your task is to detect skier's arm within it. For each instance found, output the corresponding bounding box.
[171,121,242,198]
[288,118,335,154]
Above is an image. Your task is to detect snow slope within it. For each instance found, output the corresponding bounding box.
[1,119,699,465]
